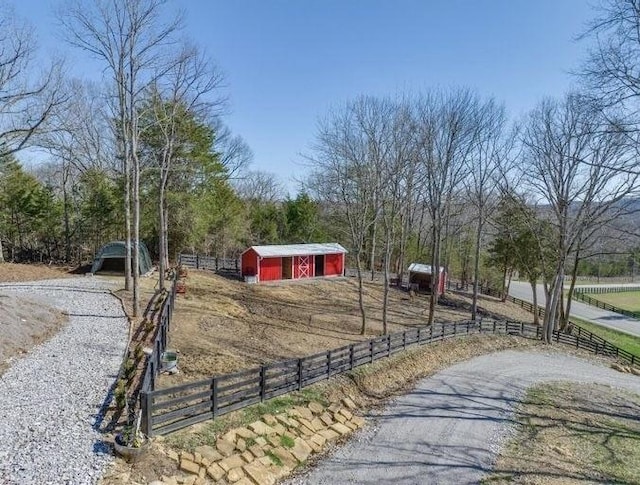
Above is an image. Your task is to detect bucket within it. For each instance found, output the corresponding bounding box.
[161,350,178,372]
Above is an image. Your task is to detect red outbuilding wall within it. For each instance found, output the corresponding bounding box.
[241,249,258,277]
[325,253,344,276]
[260,257,282,281]
[293,255,314,279]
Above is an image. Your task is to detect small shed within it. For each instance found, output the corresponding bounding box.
[408,263,447,294]
[91,241,153,275]
[241,243,347,283]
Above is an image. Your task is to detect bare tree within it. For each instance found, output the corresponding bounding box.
[0,5,66,261]
[60,0,183,316]
[235,170,284,203]
[143,43,225,289]
[414,89,477,326]
[521,93,638,342]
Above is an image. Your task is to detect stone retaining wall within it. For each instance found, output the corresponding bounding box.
[152,397,363,485]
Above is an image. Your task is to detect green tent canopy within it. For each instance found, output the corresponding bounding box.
[90,241,153,275]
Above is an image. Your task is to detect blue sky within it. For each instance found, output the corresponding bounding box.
[14,0,594,194]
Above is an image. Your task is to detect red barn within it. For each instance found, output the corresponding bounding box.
[241,243,347,283]
[408,263,447,294]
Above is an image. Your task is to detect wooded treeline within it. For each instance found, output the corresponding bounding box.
[2,0,640,337]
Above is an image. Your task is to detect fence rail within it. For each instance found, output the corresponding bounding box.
[178,253,239,272]
[574,286,640,294]
[572,292,640,319]
[141,315,639,436]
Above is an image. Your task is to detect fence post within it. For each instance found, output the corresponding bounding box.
[140,391,153,437]
[403,331,407,350]
[370,340,374,363]
[212,378,218,417]
[327,351,332,378]
[632,355,636,366]
[297,359,303,390]
[442,322,445,339]
[196,254,200,269]
[520,321,524,336]
[417,327,422,344]
[387,334,391,357]
[493,320,496,334]
[454,322,457,336]
[260,365,266,402]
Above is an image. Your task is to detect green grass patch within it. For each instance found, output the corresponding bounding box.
[584,290,640,313]
[484,382,640,484]
[571,317,640,357]
[280,434,295,448]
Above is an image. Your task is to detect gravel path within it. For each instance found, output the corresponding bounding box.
[288,348,640,485]
[0,277,128,485]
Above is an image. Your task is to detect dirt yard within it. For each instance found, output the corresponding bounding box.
[0,263,72,374]
[160,271,534,385]
[0,262,71,282]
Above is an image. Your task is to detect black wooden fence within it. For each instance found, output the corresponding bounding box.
[139,316,640,436]
[574,286,640,294]
[178,253,239,272]
[138,272,178,424]
[572,292,640,319]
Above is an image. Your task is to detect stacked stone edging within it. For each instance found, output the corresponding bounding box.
[153,397,363,485]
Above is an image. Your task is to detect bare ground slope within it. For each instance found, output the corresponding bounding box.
[162,271,534,385]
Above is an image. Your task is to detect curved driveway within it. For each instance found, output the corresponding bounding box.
[288,349,640,485]
[509,281,640,337]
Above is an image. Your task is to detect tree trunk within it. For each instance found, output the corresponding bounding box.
[355,249,367,335]
[63,164,71,263]
[471,213,483,320]
[428,216,440,326]
[158,175,166,290]
[381,232,393,335]
[530,279,539,326]
[369,216,377,281]
[561,249,581,331]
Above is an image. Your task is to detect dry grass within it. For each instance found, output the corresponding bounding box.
[159,271,534,387]
[0,262,71,282]
[484,382,640,484]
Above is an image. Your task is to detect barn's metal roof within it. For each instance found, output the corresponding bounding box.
[246,243,347,258]
[408,263,445,274]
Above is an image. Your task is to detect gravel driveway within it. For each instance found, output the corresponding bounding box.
[0,277,128,485]
[289,348,640,485]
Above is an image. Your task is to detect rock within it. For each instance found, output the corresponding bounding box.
[235,478,255,485]
[193,478,206,485]
[206,463,225,481]
[306,438,323,453]
[275,415,291,427]
[345,421,359,431]
[290,438,312,463]
[183,476,197,485]
[193,451,203,465]
[236,437,247,452]
[235,427,258,440]
[287,418,300,429]
[167,449,179,462]
[333,412,346,424]
[222,429,238,443]
[219,454,246,472]
[351,415,366,428]
[148,481,164,485]
[330,423,352,436]
[342,397,357,409]
[319,412,334,426]
[258,456,273,466]
[298,425,315,437]
[612,363,628,373]
[327,403,341,413]
[310,433,326,447]
[295,406,314,421]
[216,438,237,457]
[318,429,340,442]
[241,450,254,463]
[262,414,278,426]
[243,460,278,485]
[308,401,324,415]
[248,421,276,436]
[267,434,281,448]
[161,477,178,485]
[195,445,223,463]
[631,366,640,376]
[250,444,265,458]
[255,437,268,446]
[227,466,245,482]
[283,430,297,441]
[271,447,298,469]
[272,423,286,435]
[180,451,196,463]
[339,408,353,421]
[200,457,211,468]
[310,418,324,431]
[179,459,201,475]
